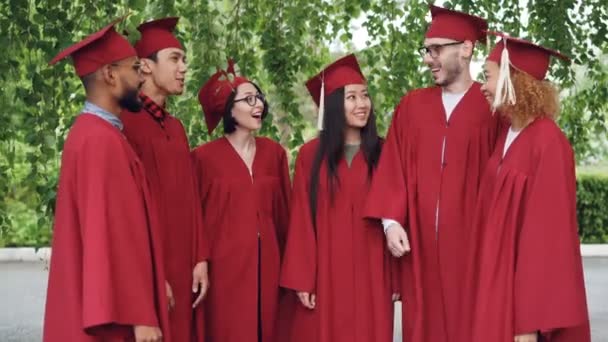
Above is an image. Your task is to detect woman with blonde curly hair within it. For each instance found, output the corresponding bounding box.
[463,32,591,342]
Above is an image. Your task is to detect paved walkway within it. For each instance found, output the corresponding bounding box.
[1,258,606,341]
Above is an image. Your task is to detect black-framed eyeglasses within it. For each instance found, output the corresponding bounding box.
[234,93,265,107]
[418,41,464,58]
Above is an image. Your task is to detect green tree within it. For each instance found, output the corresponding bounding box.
[0,0,606,246]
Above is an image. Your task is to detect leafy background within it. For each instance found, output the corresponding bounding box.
[0,0,606,247]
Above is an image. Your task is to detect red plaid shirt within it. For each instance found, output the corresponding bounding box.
[140,93,169,128]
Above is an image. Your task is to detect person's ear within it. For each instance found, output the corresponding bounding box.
[461,40,474,59]
[140,58,154,75]
[100,64,118,86]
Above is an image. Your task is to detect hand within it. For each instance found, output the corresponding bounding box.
[165,281,175,311]
[296,291,316,309]
[392,293,401,301]
[514,333,538,342]
[192,261,210,308]
[386,223,410,257]
[134,325,163,342]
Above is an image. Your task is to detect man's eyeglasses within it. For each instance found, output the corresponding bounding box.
[111,62,143,74]
[418,41,464,58]
[234,93,265,107]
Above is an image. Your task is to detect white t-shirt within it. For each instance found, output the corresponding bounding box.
[441,90,466,121]
[503,126,521,157]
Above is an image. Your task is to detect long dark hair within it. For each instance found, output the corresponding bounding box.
[308,87,382,224]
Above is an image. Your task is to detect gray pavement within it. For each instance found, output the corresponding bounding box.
[585,257,608,341]
[0,262,48,342]
[0,258,606,342]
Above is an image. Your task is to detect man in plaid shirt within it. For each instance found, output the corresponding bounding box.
[121,17,209,342]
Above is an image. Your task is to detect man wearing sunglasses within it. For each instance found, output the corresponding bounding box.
[365,5,501,342]
[121,17,209,342]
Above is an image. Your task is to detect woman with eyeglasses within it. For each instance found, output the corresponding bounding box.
[192,60,291,342]
[280,54,396,342]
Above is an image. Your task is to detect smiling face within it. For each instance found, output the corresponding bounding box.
[142,47,187,96]
[480,60,500,107]
[230,82,266,132]
[343,84,371,129]
[422,37,471,87]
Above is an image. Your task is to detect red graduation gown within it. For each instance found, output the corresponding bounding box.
[191,137,290,342]
[364,83,500,341]
[280,139,394,342]
[122,108,208,342]
[467,117,590,341]
[43,114,171,342]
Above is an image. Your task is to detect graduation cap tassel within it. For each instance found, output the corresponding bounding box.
[317,76,325,130]
[486,31,491,53]
[492,39,517,111]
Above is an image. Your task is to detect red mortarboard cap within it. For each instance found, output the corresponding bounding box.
[487,31,570,81]
[305,54,366,130]
[306,54,367,130]
[305,54,366,107]
[49,18,136,77]
[425,5,488,43]
[134,17,184,58]
[198,59,250,134]
[486,31,570,110]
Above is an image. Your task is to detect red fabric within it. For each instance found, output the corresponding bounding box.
[43,114,170,341]
[465,118,590,341]
[305,54,366,106]
[49,18,136,77]
[487,32,570,81]
[122,105,208,342]
[280,139,395,342]
[134,17,183,58]
[191,137,290,342]
[426,5,487,43]
[364,83,501,341]
[198,59,250,134]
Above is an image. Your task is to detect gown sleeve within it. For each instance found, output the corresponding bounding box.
[279,147,317,292]
[364,96,410,227]
[514,136,589,338]
[77,137,159,333]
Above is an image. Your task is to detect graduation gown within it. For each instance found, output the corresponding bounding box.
[43,114,171,342]
[191,137,290,342]
[364,83,500,341]
[466,117,590,341]
[122,108,208,342]
[280,139,394,342]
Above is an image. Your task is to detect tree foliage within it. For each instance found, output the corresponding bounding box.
[0,0,606,246]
